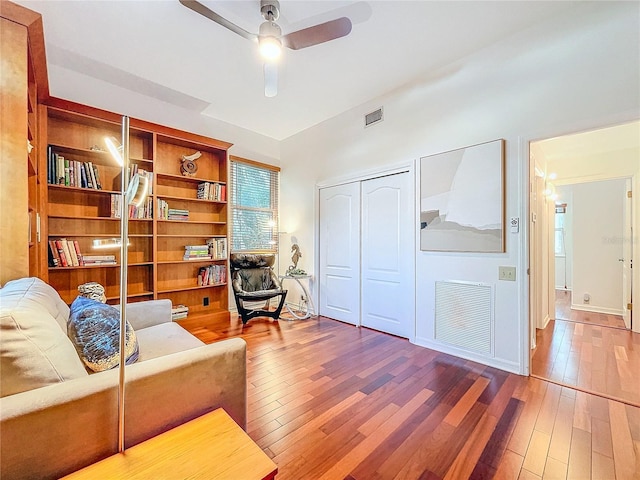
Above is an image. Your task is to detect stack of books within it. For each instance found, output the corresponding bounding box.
[82,254,117,266]
[171,304,189,321]
[157,200,189,221]
[47,148,103,189]
[183,245,212,261]
[207,237,228,260]
[48,238,83,267]
[168,208,189,221]
[197,265,227,286]
[197,182,226,202]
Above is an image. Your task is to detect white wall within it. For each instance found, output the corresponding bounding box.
[280,2,640,373]
[572,179,626,315]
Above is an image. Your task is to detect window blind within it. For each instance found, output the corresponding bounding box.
[229,157,280,253]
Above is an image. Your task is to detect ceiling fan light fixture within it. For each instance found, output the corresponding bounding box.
[259,21,282,60]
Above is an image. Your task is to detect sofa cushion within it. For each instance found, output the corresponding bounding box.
[1,278,88,397]
[68,296,139,372]
[135,322,204,362]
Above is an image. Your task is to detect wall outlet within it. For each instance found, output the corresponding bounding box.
[583,293,590,304]
[203,296,209,306]
[498,266,516,281]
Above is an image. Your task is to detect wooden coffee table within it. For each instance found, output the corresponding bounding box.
[63,408,277,479]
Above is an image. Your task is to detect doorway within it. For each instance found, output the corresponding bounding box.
[528,121,639,406]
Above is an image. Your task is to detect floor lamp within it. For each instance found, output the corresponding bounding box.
[105,116,149,452]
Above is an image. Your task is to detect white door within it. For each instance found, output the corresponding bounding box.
[361,173,413,338]
[319,182,361,325]
[623,179,633,329]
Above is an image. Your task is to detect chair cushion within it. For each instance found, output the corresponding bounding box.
[1,278,88,397]
[68,296,139,372]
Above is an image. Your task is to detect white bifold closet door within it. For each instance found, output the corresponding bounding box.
[319,182,361,325]
[360,173,413,338]
[319,172,413,338]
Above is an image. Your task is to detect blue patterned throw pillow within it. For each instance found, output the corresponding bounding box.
[68,296,139,372]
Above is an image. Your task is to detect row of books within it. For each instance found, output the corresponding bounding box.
[197,265,227,286]
[171,304,189,321]
[157,200,189,221]
[47,148,103,189]
[197,182,226,202]
[184,245,211,261]
[48,238,116,267]
[207,237,228,260]
[110,194,153,219]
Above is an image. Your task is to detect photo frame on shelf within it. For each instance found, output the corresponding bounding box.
[419,139,505,253]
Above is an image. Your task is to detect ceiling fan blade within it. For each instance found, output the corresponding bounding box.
[281,17,352,50]
[264,63,278,97]
[179,0,256,42]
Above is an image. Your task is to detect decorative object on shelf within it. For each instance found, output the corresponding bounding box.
[77,282,107,303]
[180,150,201,177]
[287,243,306,275]
[89,145,105,152]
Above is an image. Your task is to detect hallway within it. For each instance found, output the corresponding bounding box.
[532,314,640,406]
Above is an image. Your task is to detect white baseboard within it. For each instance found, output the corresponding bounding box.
[571,304,624,316]
[411,337,523,375]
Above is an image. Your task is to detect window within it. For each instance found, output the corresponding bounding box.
[229,157,280,252]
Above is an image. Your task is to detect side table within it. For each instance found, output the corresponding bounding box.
[62,408,277,480]
[279,274,315,319]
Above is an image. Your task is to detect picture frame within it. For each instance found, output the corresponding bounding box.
[419,139,505,253]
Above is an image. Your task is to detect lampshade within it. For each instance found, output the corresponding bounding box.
[104,136,124,166]
[258,21,282,60]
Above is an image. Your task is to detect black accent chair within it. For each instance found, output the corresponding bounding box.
[230,253,287,324]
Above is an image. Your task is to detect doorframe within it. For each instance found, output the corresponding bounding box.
[523,117,640,376]
[315,160,415,339]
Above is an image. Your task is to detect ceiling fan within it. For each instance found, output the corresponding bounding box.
[179,0,353,97]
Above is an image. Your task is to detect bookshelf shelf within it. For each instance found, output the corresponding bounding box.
[157,194,226,204]
[158,283,227,294]
[39,101,230,317]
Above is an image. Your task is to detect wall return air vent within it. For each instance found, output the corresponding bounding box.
[364,107,384,127]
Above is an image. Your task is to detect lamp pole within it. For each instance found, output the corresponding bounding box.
[118,116,130,453]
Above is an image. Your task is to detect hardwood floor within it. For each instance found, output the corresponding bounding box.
[555,290,627,329]
[180,315,640,480]
[531,318,640,407]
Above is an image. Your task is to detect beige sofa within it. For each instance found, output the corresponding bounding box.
[0,277,247,480]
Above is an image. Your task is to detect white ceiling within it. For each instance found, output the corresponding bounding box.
[17,0,592,140]
[537,120,640,162]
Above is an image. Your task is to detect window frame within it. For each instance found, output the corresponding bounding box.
[229,156,280,254]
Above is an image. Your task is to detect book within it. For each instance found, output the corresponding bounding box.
[54,239,68,267]
[73,240,84,266]
[92,164,102,189]
[48,240,60,267]
[66,240,79,266]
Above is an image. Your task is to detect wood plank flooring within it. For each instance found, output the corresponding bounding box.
[180,315,640,480]
[555,290,626,329]
[531,318,640,407]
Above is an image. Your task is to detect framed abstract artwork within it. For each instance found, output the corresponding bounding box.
[419,139,505,253]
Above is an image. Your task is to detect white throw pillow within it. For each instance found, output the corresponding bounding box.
[1,278,88,397]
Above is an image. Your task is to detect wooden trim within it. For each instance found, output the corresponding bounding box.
[0,1,49,101]
[45,97,234,151]
[229,155,281,172]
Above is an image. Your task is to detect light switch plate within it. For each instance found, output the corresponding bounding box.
[499,266,516,281]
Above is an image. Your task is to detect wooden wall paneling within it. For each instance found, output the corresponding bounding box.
[0,17,29,284]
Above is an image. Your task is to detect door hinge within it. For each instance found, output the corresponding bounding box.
[628,190,632,198]
[628,303,633,311]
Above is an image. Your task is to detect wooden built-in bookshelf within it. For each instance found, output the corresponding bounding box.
[37,99,232,322]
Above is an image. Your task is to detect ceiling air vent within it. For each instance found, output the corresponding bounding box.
[364,107,384,128]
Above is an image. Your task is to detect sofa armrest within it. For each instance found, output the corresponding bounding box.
[0,337,247,480]
[119,299,172,330]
